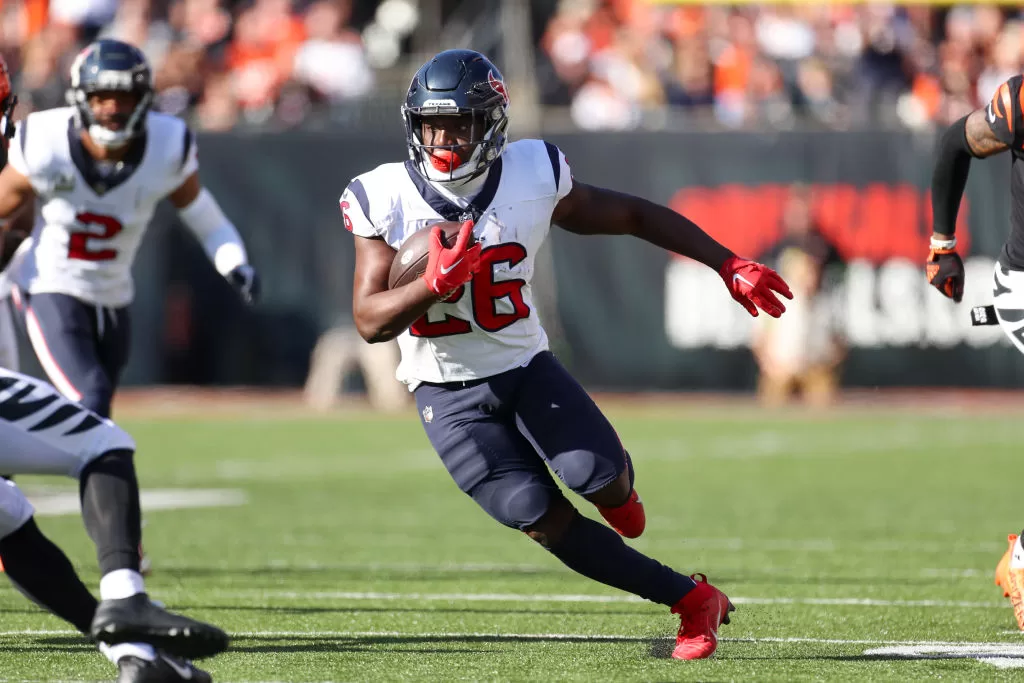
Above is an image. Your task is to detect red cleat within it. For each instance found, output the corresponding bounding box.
[596,489,646,538]
[671,573,735,660]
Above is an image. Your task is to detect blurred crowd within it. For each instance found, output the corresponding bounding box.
[539,0,1024,131]
[3,0,1024,133]
[0,0,384,130]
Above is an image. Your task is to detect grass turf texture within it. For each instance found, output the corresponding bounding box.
[2,405,1023,681]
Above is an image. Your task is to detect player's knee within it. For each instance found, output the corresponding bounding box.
[0,479,34,540]
[70,365,114,414]
[79,447,135,482]
[524,495,576,549]
[481,480,554,529]
[78,386,114,418]
[73,420,136,478]
[558,449,626,497]
[584,469,632,508]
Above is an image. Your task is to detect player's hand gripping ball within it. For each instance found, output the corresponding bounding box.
[388,220,481,297]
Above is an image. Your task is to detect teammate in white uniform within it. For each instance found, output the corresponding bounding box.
[345,49,792,661]
[0,38,259,418]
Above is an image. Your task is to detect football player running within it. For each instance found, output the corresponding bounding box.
[0,54,225,683]
[343,49,792,660]
[0,38,260,420]
[928,75,1024,630]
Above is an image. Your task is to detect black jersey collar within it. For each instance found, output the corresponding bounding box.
[67,117,147,196]
[403,159,502,222]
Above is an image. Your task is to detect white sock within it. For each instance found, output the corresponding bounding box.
[99,568,146,601]
[1012,536,1024,570]
[99,641,156,665]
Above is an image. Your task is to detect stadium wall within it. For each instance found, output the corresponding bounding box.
[112,129,1024,390]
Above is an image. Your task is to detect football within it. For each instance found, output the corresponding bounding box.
[388,221,472,290]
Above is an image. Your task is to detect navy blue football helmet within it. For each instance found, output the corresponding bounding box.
[67,39,153,148]
[402,49,510,185]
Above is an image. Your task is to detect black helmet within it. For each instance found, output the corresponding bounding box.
[402,49,509,185]
[67,39,153,149]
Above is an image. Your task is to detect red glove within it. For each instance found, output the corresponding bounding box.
[422,219,481,296]
[719,255,793,318]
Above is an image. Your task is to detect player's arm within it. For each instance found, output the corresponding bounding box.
[927,77,1021,302]
[351,235,446,343]
[0,202,34,269]
[168,171,259,304]
[0,164,35,228]
[552,181,792,317]
[553,182,735,270]
[931,109,1008,242]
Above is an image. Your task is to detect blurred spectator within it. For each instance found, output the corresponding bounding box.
[540,2,1024,132]
[662,41,713,108]
[99,0,175,72]
[154,41,209,116]
[292,0,373,104]
[49,0,117,41]
[0,0,380,131]
[174,0,232,51]
[194,68,237,130]
[1,1,1024,133]
[16,25,71,112]
[753,185,846,408]
[226,0,305,122]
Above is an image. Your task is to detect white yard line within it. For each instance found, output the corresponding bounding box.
[205,589,1005,609]
[26,489,247,517]
[0,629,1015,645]
[4,631,1023,678]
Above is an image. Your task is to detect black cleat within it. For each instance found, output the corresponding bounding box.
[92,593,229,660]
[117,653,212,683]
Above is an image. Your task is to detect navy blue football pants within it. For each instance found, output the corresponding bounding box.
[21,292,130,418]
[415,351,628,530]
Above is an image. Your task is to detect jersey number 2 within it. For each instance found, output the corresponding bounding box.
[68,212,123,261]
[410,243,530,338]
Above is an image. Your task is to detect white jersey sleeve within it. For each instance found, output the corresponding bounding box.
[173,126,199,188]
[340,179,380,238]
[7,114,55,193]
[148,113,197,195]
[340,165,406,240]
[541,141,573,201]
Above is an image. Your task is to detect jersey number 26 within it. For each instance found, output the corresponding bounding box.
[411,243,530,337]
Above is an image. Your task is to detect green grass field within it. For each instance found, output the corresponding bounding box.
[3,402,1024,682]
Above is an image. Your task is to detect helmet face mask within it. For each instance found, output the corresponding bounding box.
[402,49,509,185]
[67,40,153,150]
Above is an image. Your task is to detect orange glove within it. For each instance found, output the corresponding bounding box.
[926,245,964,303]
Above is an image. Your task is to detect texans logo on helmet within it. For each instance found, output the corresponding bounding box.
[487,70,509,106]
[70,45,95,76]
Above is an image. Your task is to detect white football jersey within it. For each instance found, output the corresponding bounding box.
[7,107,198,307]
[342,139,572,385]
